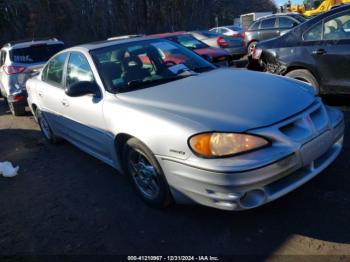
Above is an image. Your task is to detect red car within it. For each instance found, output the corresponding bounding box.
[149,32,232,66]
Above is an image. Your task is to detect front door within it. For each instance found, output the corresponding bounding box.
[60,52,112,162]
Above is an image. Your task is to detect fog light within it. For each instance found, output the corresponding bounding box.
[239,189,266,209]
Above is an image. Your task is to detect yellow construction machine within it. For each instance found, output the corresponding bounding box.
[285,0,350,17]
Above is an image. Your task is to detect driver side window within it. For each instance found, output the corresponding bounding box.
[66,52,95,87]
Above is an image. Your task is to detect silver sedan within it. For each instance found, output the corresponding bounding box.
[26,37,344,211]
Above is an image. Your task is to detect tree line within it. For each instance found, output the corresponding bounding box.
[0,0,276,46]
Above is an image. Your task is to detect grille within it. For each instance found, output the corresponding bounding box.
[278,102,328,142]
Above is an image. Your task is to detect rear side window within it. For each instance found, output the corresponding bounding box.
[42,53,68,86]
[10,43,65,64]
[249,22,260,30]
[261,18,277,29]
[0,51,6,66]
[279,17,297,28]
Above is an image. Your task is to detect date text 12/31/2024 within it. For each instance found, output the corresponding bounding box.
[127,256,220,261]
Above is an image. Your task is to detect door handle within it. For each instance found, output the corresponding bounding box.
[312,49,327,55]
[61,99,69,107]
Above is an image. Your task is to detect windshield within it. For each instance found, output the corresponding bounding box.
[171,35,208,49]
[92,39,215,93]
[10,43,65,64]
[226,26,243,32]
[290,14,306,23]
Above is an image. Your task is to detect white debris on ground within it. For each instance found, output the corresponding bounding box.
[0,162,19,178]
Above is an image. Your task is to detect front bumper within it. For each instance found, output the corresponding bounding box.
[157,101,345,211]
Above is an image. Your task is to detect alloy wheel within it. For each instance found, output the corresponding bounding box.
[128,149,161,200]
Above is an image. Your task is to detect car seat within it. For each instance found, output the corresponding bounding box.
[121,56,151,84]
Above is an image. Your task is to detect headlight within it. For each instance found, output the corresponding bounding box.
[189,132,269,158]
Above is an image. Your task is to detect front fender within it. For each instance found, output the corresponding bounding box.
[103,96,206,161]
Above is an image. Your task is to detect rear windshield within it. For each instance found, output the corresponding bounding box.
[200,31,221,37]
[10,44,65,64]
[249,21,260,30]
[172,35,208,49]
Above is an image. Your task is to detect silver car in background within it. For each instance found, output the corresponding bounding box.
[189,31,246,60]
[26,37,344,211]
[0,38,64,115]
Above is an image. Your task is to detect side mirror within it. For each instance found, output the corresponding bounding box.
[201,54,213,63]
[65,81,100,97]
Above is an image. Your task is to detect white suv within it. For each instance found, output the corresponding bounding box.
[0,38,64,115]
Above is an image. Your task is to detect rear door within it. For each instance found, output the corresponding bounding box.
[38,52,69,135]
[260,18,279,41]
[60,52,112,162]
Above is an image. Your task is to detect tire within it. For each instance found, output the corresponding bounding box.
[248,41,258,55]
[8,102,26,116]
[36,109,60,144]
[123,138,172,208]
[285,69,320,95]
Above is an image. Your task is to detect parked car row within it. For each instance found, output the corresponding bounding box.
[244,12,306,54]
[0,7,346,211]
[249,4,350,96]
[0,38,65,115]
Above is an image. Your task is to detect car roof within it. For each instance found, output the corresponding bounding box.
[2,38,64,50]
[68,36,169,52]
[148,31,187,38]
[255,13,301,21]
[107,34,144,41]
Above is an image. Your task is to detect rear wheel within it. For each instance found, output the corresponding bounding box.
[123,138,172,208]
[36,109,60,144]
[8,102,26,116]
[285,69,320,95]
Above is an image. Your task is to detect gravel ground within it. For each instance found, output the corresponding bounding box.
[0,97,350,259]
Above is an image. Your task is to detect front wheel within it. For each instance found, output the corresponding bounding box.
[123,138,172,208]
[285,69,320,95]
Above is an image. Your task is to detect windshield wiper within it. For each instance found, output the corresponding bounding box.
[116,75,193,93]
[192,65,216,73]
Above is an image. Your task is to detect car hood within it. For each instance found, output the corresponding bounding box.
[194,47,230,58]
[117,68,315,132]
